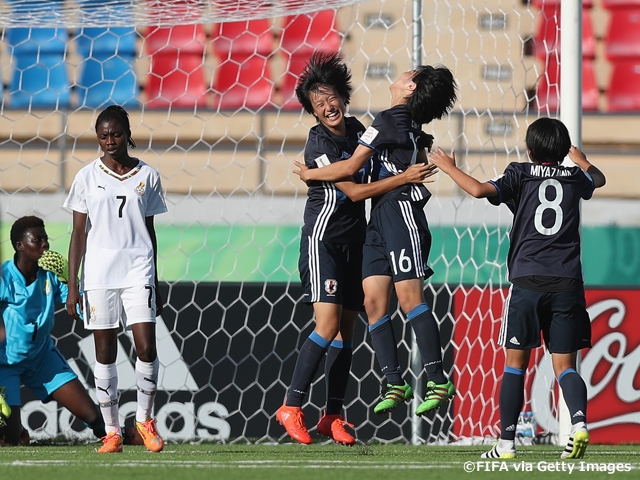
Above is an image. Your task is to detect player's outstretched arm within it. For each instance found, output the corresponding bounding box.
[335,162,437,202]
[568,145,606,188]
[66,211,87,321]
[429,147,497,199]
[293,143,374,183]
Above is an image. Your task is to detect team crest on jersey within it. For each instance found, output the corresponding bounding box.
[324,279,338,296]
[44,279,51,295]
[134,181,146,196]
[89,306,97,323]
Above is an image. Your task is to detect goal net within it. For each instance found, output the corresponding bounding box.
[1,0,565,444]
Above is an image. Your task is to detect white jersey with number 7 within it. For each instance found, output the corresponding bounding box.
[63,158,168,290]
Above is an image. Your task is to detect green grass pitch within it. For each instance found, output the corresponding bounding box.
[1,443,638,480]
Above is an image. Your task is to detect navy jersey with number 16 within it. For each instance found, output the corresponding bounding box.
[488,162,596,282]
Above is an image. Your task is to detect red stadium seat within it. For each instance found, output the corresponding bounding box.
[279,10,341,109]
[534,58,599,113]
[532,0,592,8]
[602,0,640,7]
[212,20,272,58]
[145,24,208,108]
[533,7,595,60]
[212,20,274,110]
[606,60,640,111]
[604,8,640,60]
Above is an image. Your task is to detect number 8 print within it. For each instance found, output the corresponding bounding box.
[534,179,563,236]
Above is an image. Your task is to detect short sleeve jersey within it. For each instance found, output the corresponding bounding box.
[63,158,168,290]
[358,104,432,210]
[302,117,368,244]
[488,162,596,282]
[0,259,68,365]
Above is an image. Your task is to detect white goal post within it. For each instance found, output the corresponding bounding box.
[0,0,583,445]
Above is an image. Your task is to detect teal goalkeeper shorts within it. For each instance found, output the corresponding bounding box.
[0,339,77,406]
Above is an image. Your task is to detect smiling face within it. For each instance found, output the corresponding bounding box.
[309,85,347,136]
[96,119,129,160]
[16,226,49,263]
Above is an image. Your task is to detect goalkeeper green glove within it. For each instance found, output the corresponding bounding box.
[38,250,69,284]
[0,386,11,427]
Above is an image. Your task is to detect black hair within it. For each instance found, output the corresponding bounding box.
[407,65,457,125]
[95,105,136,149]
[295,51,352,115]
[525,117,571,164]
[10,216,45,251]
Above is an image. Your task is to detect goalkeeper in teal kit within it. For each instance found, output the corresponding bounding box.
[0,216,107,445]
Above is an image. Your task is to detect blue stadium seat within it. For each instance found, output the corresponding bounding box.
[6,27,71,109]
[76,27,140,108]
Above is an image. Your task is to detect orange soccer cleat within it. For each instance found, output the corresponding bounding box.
[316,411,356,446]
[98,432,124,453]
[135,418,164,452]
[276,405,312,445]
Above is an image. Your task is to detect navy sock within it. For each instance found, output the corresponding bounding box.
[558,368,587,425]
[84,419,106,439]
[407,304,446,384]
[368,315,403,385]
[325,339,353,415]
[286,332,330,407]
[500,367,525,441]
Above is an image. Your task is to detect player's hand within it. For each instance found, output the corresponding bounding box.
[568,145,588,165]
[423,133,435,152]
[428,147,456,174]
[66,287,83,322]
[38,250,69,283]
[292,160,312,184]
[404,162,438,184]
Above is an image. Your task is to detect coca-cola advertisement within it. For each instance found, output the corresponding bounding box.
[453,288,640,444]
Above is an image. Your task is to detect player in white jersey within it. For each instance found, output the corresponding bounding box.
[64,105,167,453]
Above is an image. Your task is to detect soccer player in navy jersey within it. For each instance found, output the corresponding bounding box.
[429,117,606,459]
[280,52,436,445]
[295,65,458,418]
[0,216,108,445]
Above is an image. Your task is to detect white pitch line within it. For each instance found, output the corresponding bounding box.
[4,459,640,470]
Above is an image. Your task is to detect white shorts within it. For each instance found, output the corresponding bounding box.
[83,285,157,330]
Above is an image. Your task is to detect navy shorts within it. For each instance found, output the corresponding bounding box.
[499,285,591,353]
[299,235,365,312]
[362,200,433,282]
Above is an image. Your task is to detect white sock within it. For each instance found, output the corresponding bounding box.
[571,421,587,435]
[94,361,120,435]
[498,438,515,451]
[136,357,159,423]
